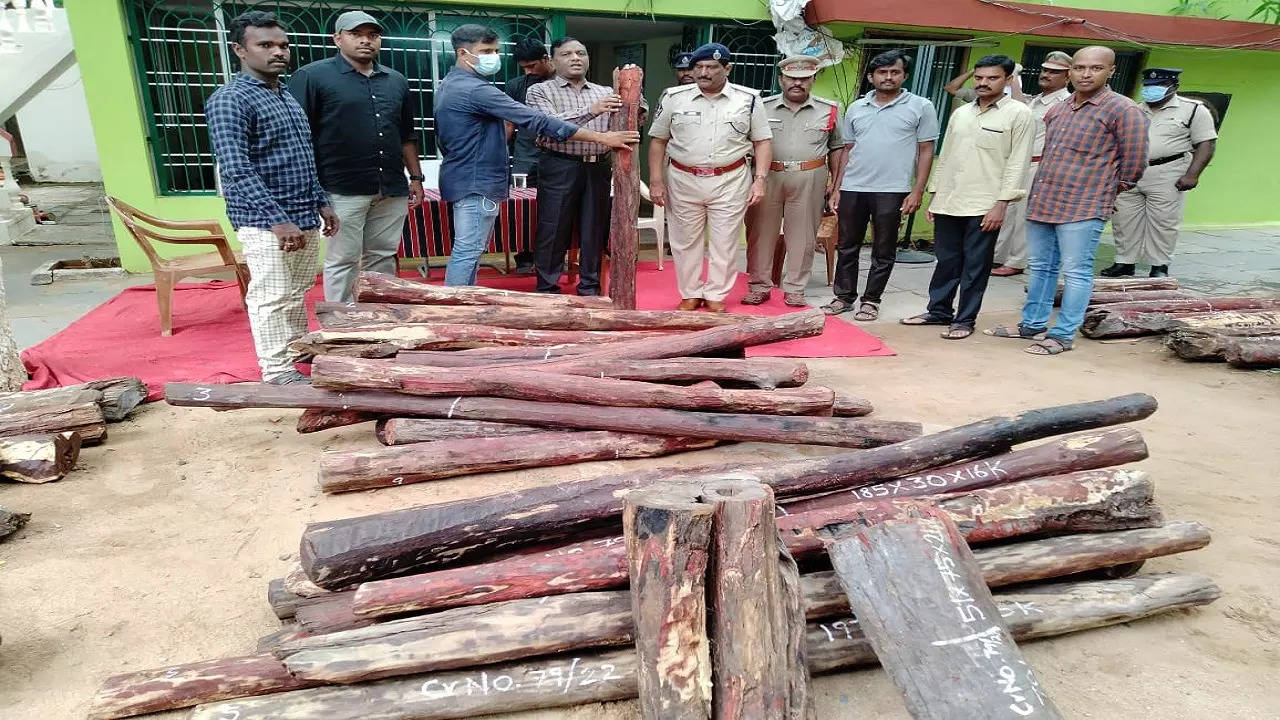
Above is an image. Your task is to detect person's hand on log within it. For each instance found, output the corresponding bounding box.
[591,93,624,116]
[592,129,642,152]
[272,221,307,252]
[319,206,341,238]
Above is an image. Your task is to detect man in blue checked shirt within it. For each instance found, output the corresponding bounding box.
[206,11,339,385]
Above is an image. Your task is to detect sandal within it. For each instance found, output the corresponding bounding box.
[941,325,973,340]
[984,325,1047,340]
[822,299,854,316]
[900,313,950,326]
[741,290,770,306]
[853,303,879,321]
[1025,338,1072,355]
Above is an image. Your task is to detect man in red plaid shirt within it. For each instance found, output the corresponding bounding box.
[986,46,1149,355]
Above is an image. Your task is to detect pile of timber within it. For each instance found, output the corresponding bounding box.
[167,276,921,494]
[90,393,1224,719]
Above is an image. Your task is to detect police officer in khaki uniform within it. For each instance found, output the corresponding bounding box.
[649,43,773,312]
[1103,67,1217,278]
[742,56,845,307]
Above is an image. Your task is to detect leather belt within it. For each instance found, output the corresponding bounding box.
[1031,155,1043,163]
[769,158,826,172]
[543,148,608,163]
[669,157,747,177]
[1149,152,1189,167]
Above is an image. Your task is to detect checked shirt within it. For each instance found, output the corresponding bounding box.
[1026,88,1149,224]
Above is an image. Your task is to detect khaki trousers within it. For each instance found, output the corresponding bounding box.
[665,163,751,302]
[745,167,826,293]
[1111,157,1189,266]
[993,161,1039,270]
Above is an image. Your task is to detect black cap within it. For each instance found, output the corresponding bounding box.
[1142,67,1183,86]
[673,51,694,70]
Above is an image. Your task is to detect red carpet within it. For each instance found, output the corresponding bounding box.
[21,262,891,400]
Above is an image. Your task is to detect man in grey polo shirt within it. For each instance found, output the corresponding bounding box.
[823,49,938,321]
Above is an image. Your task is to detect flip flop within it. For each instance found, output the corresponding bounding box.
[900,314,950,326]
[1025,338,1073,355]
[941,325,974,340]
[984,325,1047,340]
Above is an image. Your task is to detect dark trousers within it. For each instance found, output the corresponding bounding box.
[833,190,906,304]
[926,214,999,328]
[534,153,611,295]
[512,152,540,268]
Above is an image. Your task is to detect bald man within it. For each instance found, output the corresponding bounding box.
[987,46,1149,356]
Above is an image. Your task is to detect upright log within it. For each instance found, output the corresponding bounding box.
[376,417,542,445]
[1225,335,1280,368]
[782,426,1147,514]
[186,574,1220,720]
[828,507,1063,719]
[608,65,644,309]
[386,354,811,389]
[625,485,715,720]
[0,401,106,444]
[291,324,673,356]
[315,301,741,331]
[356,271,614,308]
[293,394,1156,589]
[318,431,720,493]
[1165,326,1280,361]
[0,431,81,483]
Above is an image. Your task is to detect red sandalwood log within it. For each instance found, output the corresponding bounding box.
[387,354,811,388]
[315,301,741,331]
[357,271,613,308]
[375,417,542,445]
[608,65,644,309]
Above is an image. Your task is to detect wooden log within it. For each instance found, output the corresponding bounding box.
[0,386,101,413]
[1165,326,1280,361]
[293,591,373,635]
[0,431,82,483]
[395,345,600,366]
[80,376,148,420]
[0,377,146,422]
[268,578,313,620]
[349,468,1161,618]
[296,408,381,433]
[188,573,1219,720]
[166,382,914,451]
[1084,307,1280,339]
[318,431,721,493]
[391,354,811,389]
[624,485,714,719]
[702,479,810,719]
[1061,276,1181,297]
[1088,289,1196,305]
[1225,335,1280,368]
[315,301,743,331]
[1083,297,1280,315]
[0,401,106,444]
[609,65,644,309]
[375,417,542,445]
[291,324,674,357]
[86,654,320,720]
[312,355,836,415]
[294,393,1155,589]
[0,504,30,541]
[357,271,614,308]
[782,425,1147,514]
[827,507,1064,719]
[1165,310,1280,332]
[831,393,873,417]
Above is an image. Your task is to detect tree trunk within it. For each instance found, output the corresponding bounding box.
[311,355,836,415]
[782,426,1147,514]
[1088,289,1195,305]
[357,271,614,308]
[375,417,543,445]
[608,65,644,309]
[318,431,721,493]
[1224,335,1280,368]
[185,574,1220,720]
[624,485,714,720]
[296,408,381,433]
[349,468,1161,619]
[291,324,674,357]
[0,503,30,541]
[0,401,106,444]
[390,354,811,389]
[1165,326,1280,361]
[293,393,1155,589]
[0,431,81,483]
[315,301,743,331]
[827,507,1064,719]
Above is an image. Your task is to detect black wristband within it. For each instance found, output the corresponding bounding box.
[409,174,425,182]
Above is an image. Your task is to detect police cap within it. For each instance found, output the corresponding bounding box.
[1142,67,1183,85]
[690,43,732,66]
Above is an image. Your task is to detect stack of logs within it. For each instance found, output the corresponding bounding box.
[0,376,146,541]
[87,392,1222,720]
[165,272,923,495]
[1077,278,1280,367]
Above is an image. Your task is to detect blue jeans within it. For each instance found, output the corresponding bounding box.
[1021,218,1106,343]
[444,193,500,286]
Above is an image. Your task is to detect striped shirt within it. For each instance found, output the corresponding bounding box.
[1026,88,1150,224]
[206,73,329,230]
[526,77,614,156]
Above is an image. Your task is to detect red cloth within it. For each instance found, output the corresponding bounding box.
[20,262,891,401]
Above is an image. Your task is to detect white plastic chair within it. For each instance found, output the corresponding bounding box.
[638,181,666,269]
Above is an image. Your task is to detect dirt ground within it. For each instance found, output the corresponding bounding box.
[1,312,1278,720]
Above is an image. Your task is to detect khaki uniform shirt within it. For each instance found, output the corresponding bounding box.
[1025,87,1071,156]
[650,82,772,167]
[1145,94,1217,159]
[760,94,846,163]
[928,96,1035,216]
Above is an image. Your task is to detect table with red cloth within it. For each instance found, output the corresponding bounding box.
[399,188,538,269]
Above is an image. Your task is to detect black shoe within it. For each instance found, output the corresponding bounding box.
[1149,265,1169,277]
[1099,263,1135,278]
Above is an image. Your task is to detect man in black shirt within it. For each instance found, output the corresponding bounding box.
[289,10,425,303]
[504,38,553,274]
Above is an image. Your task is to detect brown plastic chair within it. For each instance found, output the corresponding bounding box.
[105,196,250,336]
[771,214,840,287]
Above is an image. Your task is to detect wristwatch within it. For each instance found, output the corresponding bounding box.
[408,174,425,182]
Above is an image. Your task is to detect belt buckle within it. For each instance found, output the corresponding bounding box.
[584,154,597,163]
[782,160,799,172]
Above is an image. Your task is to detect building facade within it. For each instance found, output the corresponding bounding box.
[64,0,1279,271]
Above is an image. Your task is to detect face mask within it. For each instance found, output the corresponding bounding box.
[465,49,502,76]
[1141,85,1170,103]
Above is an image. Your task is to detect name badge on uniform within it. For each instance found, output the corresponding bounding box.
[768,118,783,124]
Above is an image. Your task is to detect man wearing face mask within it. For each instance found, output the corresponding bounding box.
[1102,67,1217,278]
[434,25,639,286]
